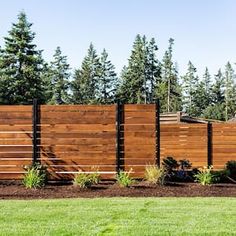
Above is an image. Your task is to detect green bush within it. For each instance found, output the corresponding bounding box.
[194,166,215,185]
[22,163,47,189]
[226,160,236,178]
[116,169,134,187]
[145,165,166,185]
[73,171,100,188]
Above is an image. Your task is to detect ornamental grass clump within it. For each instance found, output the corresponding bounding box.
[116,169,134,187]
[145,165,166,185]
[73,171,100,188]
[22,163,47,189]
[194,166,215,185]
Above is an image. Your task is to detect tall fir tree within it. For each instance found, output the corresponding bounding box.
[71,43,101,104]
[224,62,236,120]
[48,47,70,104]
[157,38,181,112]
[203,69,225,120]
[97,49,118,104]
[145,38,161,103]
[118,34,147,103]
[182,61,199,115]
[0,11,46,104]
[118,35,160,104]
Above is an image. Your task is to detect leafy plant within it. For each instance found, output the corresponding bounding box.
[194,166,215,185]
[226,160,236,178]
[22,163,47,189]
[162,156,179,172]
[145,165,166,185]
[116,169,134,187]
[73,171,100,188]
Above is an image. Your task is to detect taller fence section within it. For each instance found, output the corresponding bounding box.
[160,124,208,168]
[122,104,156,177]
[39,105,117,179]
[0,106,33,179]
[212,124,236,169]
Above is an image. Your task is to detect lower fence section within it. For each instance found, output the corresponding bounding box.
[0,104,235,180]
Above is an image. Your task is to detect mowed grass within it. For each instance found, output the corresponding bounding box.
[0,198,236,236]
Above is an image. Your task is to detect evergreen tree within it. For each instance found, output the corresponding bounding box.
[182,61,199,115]
[224,62,236,120]
[203,69,225,120]
[71,43,101,104]
[0,12,46,104]
[158,38,181,112]
[48,47,70,104]
[97,49,118,104]
[145,38,161,103]
[118,34,147,103]
[118,35,161,104]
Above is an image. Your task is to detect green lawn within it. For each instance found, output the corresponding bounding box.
[0,198,235,236]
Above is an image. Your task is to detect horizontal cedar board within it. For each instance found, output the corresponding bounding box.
[0,125,32,132]
[0,133,32,138]
[0,106,31,112]
[0,119,32,124]
[46,166,115,172]
[0,113,32,119]
[123,159,155,165]
[39,132,116,139]
[41,159,116,165]
[124,111,155,119]
[123,139,155,145]
[39,124,115,132]
[41,111,115,119]
[40,118,115,124]
[122,125,155,131]
[0,153,32,158]
[40,105,115,112]
[123,131,155,138]
[0,160,31,165]
[123,104,155,111]
[40,145,115,152]
[0,146,32,152]
[39,138,116,145]
[124,117,155,124]
[41,152,115,159]
[0,173,24,179]
[0,140,32,145]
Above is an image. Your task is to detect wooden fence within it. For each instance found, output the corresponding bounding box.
[0,103,235,180]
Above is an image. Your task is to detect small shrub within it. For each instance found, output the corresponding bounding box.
[116,169,134,187]
[22,163,47,189]
[73,171,100,188]
[226,160,236,178]
[162,156,179,172]
[194,166,215,185]
[145,165,166,185]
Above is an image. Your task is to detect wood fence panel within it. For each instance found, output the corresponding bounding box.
[122,104,156,178]
[39,105,117,179]
[0,107,32,179]
[212,124,236,169]
[160,124,208,168]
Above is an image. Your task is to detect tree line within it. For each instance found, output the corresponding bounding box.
[0,12,235,121]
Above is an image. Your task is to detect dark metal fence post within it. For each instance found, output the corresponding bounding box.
[32,98,39,165]
[207,122,212,166]
[116,100,122,173]
[155,99,160,167]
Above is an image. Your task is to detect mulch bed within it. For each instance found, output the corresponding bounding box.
[0,181,236,199]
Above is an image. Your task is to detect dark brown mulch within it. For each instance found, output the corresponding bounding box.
[0,181,235,199]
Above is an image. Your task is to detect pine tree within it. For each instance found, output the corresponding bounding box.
[203,69,225,120]
[0,11,46,104]
[145,38,161,103]
[118,35,161,104]
[224,62,236,120]
[118,34,147,103]
[182,61,199,115]
[71,43,101,104]
[158,38,181,112]
[48,47,70,104]
[97,49,118,104]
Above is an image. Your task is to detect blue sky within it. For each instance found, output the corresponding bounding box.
[0,0,236,77]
